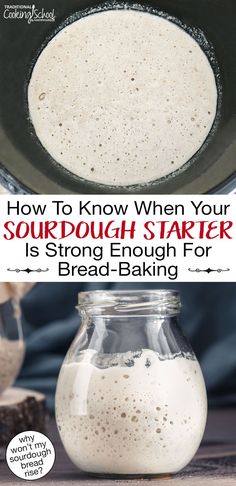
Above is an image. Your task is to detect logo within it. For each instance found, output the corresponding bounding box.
[3,4,56,23]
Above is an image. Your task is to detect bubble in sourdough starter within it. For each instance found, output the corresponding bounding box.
[6,431,55,480]
[28,8,218,187]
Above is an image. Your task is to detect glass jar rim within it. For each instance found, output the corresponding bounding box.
[78,289,181,316]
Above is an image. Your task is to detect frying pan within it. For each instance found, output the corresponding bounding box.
[0,0,235,194]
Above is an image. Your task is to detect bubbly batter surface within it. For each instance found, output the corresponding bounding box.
[28,9,217,186]
[56,349,207,474]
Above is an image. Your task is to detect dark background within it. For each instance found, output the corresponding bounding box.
[16,282,236,413]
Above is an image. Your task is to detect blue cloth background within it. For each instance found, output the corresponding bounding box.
[16,282,236,413]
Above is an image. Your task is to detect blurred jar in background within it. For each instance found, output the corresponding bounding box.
[0,283,33,394]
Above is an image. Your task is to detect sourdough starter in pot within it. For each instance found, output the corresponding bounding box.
[56,349,207,474]
[0,338,25,394]
[28,9,217,186]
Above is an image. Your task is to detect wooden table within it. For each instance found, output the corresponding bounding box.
[1,408,236,486]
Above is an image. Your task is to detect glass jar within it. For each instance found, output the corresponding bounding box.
[0,298,25,395]
[56,290,207,478]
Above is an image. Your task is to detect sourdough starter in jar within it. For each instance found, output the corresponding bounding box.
[56,349,207,474]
